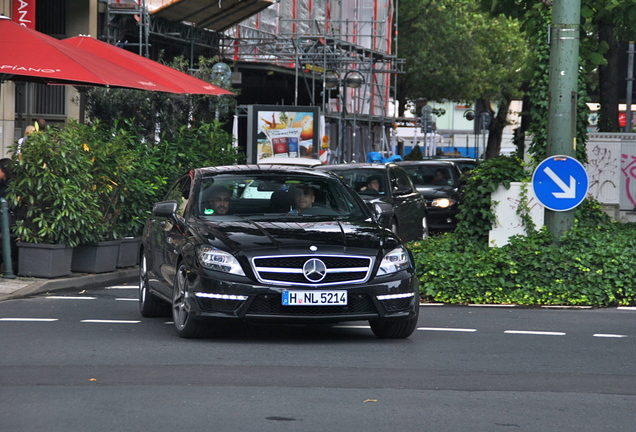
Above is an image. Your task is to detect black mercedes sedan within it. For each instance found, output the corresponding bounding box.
[139,165,419,339]
[316,162,429,243]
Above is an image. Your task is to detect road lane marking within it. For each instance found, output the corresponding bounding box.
[0,318,58,322]
[504,330,566,336]
[106,286,137,290]
[333,325,371,329]
[468,304,517,308]
[593,334,628,338]
[80,320,141,324]
[618,306,636,311]
[45,296,96,300]
[418,327,477,333]
[115,298,138,301]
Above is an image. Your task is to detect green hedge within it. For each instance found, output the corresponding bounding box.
[409,220,636,306]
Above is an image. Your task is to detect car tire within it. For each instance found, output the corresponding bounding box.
[172,262,214,338]
[139,252,170,317]
[369,311,418,339]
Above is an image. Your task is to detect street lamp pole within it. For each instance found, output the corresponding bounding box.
[211,62,232,120]
[478,110,491,159]
[325,70,364,163]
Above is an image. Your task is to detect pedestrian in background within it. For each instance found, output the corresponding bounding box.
[16,125,35,155]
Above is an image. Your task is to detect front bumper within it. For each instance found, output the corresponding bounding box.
[184,270,419,323]
[426,208,459,231]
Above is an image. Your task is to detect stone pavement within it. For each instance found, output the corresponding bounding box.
[0,267,138,302]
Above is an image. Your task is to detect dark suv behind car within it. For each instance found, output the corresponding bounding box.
[396,160,464,232]
[316,162,428,242]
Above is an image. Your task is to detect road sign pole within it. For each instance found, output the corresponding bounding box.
[545,0,581,238]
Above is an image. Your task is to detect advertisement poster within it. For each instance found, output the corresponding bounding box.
[247,105,320,163]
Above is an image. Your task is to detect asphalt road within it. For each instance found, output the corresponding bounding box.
[1,284,635,432]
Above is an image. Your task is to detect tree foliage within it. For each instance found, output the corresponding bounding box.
[396,0,528,158]
[482,0,636,132]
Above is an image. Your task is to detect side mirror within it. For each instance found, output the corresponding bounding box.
[366,201,394,226]
[152,200,178,218]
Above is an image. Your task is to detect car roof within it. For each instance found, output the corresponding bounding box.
[396,160,460,167]
[257,156,323,167]
[194,164,333,178]
[423,156,477,162]
[316,162,397,171]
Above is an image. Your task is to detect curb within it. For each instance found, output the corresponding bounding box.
[0,268,138,302]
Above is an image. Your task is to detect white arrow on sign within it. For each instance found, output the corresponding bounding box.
[543,167,576,199]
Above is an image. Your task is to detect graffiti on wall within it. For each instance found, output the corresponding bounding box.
[586,143,620,204]
[621,153,636,208]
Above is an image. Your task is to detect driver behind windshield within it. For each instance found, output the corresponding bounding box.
[293,184,315,213]
[203,185,231,215]
[359,175,381,193]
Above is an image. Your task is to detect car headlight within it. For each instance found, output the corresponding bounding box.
[378,246,411,275]
[197,246,245,275]
[431,197,456,208]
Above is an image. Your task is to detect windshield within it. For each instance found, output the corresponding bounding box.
[402,165,458,186]
[196,172,367,220]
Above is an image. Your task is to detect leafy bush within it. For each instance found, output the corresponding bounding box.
[411,145,632,307]
[7,126,102,247]
[7,119,244,244]
[409,208,636,306]
[153,121,244,197]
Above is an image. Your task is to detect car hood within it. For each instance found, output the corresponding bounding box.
[415,185,461,200]
[192,218,394,257]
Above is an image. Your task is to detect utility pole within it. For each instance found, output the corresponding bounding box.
[625,42,634,133]
[545,0,581,238]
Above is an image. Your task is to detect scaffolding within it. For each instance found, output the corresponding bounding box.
[219,0,404,162]
[105,0,404,162]
[104,0,220,63]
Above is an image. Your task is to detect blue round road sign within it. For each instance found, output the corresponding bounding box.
[532,155,589,212]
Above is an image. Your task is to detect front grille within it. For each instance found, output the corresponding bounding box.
[258,271,369,284]
[252,254,373,286]
[247,293,377,316]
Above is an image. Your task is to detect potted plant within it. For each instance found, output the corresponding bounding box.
[7,123,102,278]
[110,125,165,268]
[68,121,133,273]
[70,120,165,271]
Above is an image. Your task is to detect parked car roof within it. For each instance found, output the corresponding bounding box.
[257,156,323,167]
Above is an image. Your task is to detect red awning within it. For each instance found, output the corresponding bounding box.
[0,16,177,92]
[63,36,234,96]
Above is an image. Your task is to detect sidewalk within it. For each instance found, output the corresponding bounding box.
[0,267,138,302]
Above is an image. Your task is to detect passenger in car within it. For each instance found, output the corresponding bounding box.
[205,186,231,215]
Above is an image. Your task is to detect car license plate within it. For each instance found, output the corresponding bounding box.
[282,290,347,306]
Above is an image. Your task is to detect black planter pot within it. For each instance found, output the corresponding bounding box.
[117,237,141,268]
[17,242,73,278]
[71,240,119,274]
